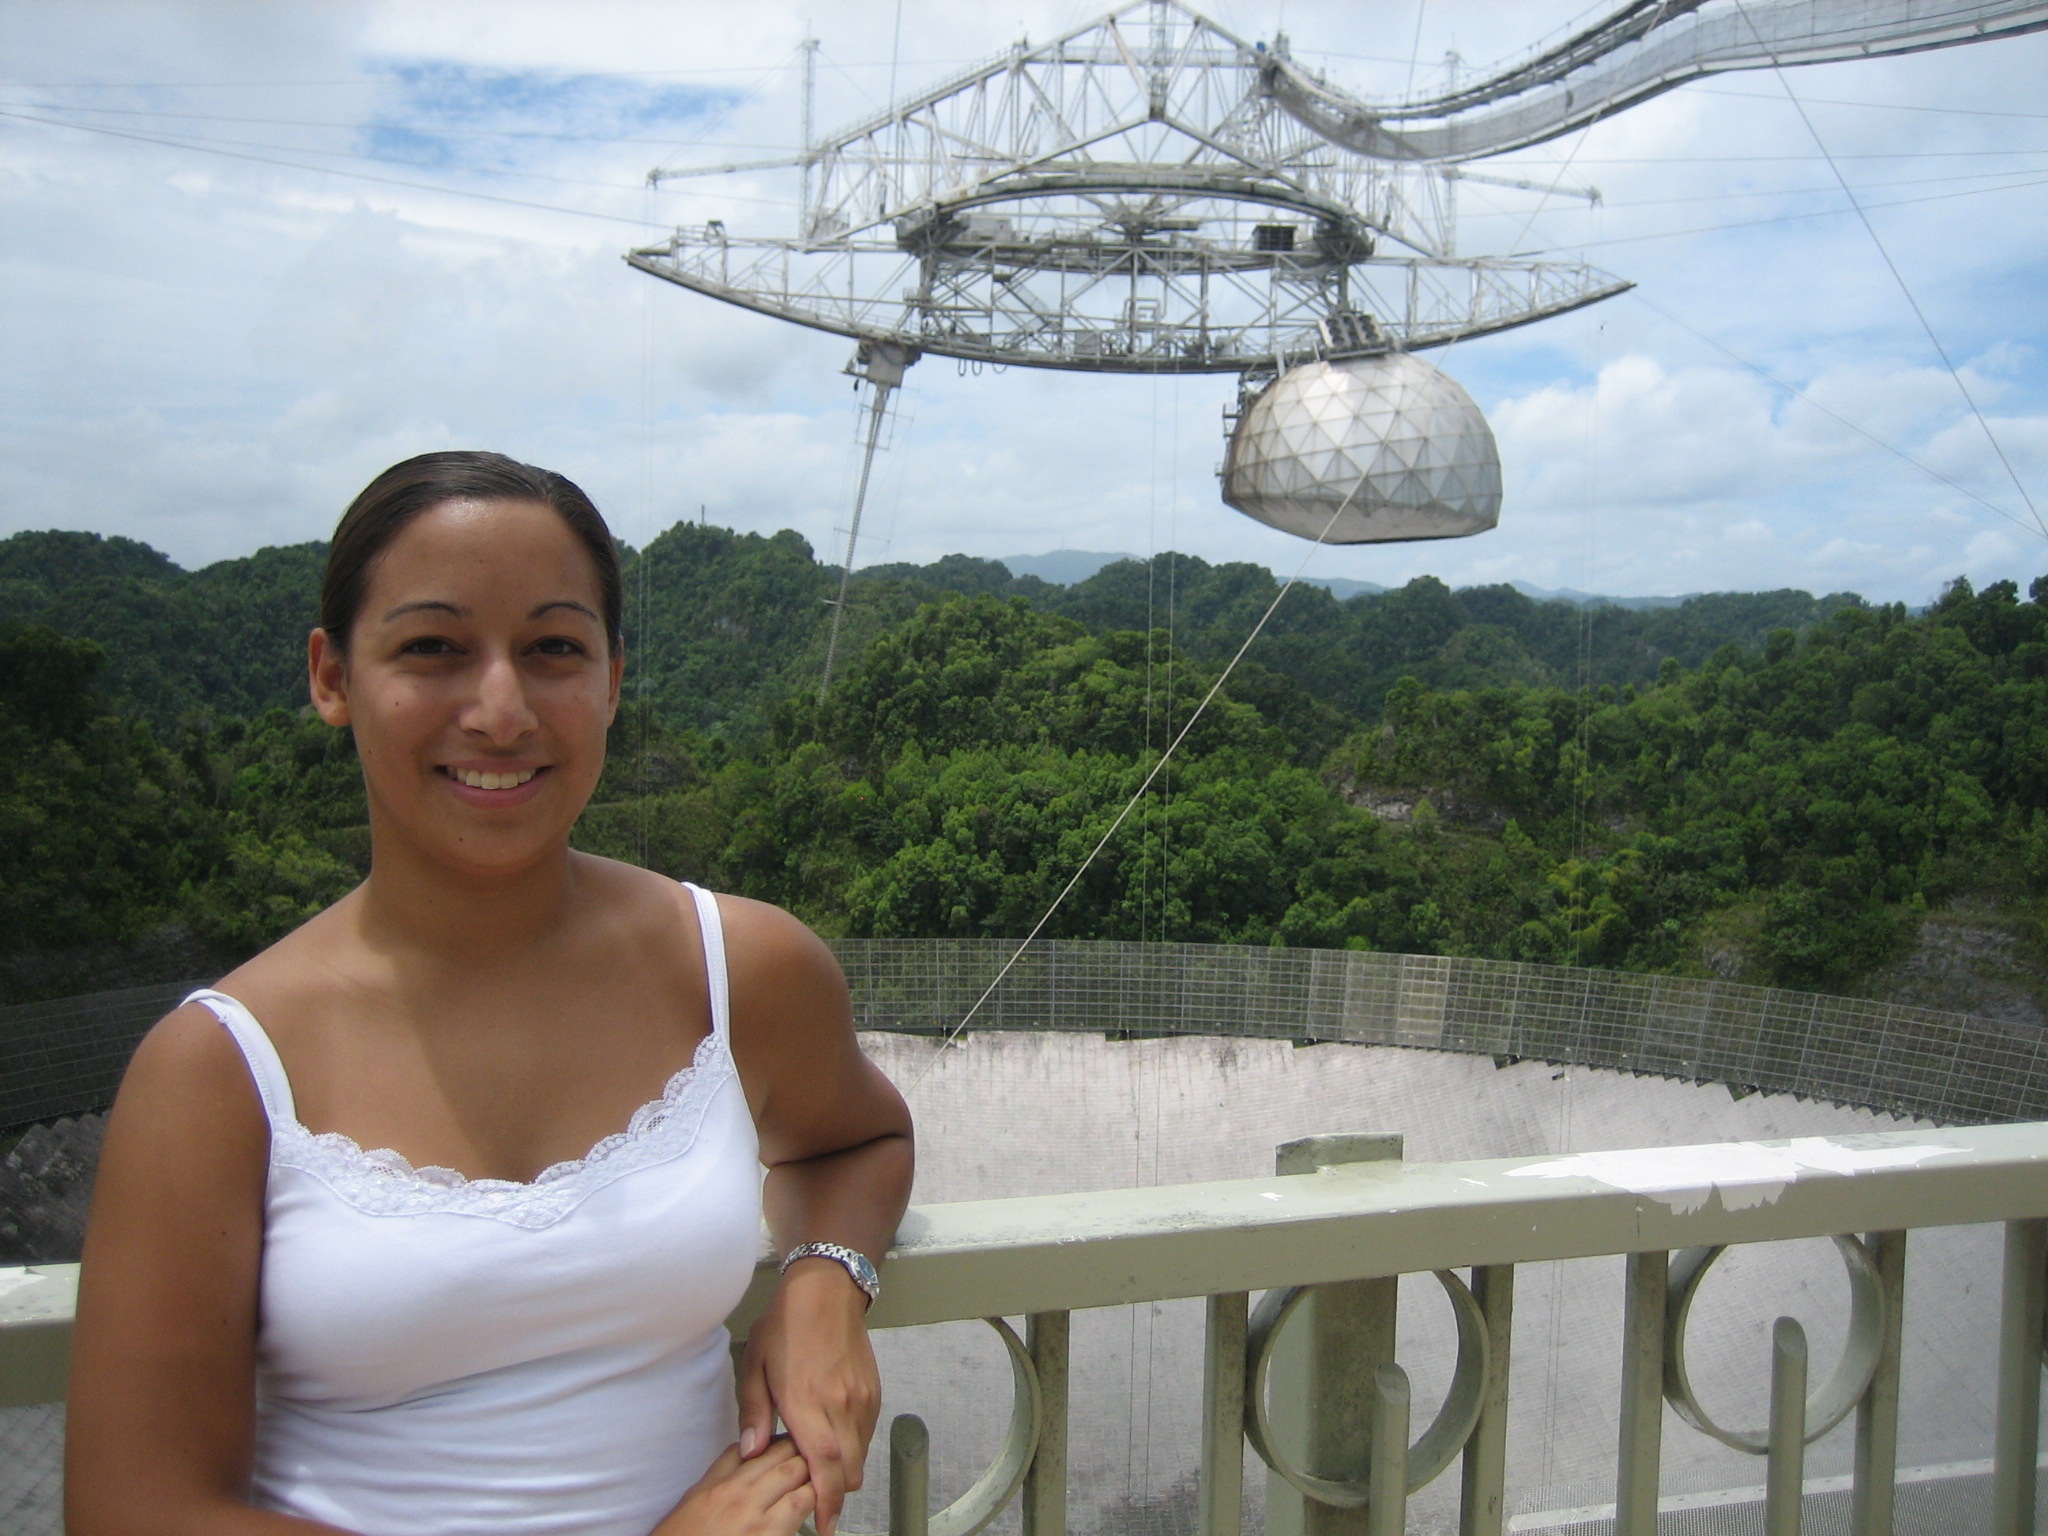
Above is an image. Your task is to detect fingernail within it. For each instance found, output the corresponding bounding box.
[740,1427,760,1457]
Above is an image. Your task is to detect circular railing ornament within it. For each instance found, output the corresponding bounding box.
[803,1315,1041,1536]
[1242,1271,1490,1508]
[1662,1235,1885,1453]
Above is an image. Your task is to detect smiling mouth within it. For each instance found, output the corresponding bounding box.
[444,766,541,790]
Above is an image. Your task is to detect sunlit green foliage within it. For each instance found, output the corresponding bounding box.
[3,520,2039,1007]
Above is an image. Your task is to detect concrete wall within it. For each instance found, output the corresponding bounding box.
[845,1031,2001,1535]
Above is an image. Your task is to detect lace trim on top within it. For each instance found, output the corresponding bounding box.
[270,1029,733,1230]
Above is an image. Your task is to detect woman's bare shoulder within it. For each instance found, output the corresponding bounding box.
[121,998,265,1116]
[713,895,845,999]
[90,998,271,1259]
[566,858,825,975]
[115,976,282,1162]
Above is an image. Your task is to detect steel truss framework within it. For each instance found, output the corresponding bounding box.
[626,0,2048,375]
[628,1,1630,373]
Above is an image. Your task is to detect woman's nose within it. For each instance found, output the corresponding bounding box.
[462,653,539,742]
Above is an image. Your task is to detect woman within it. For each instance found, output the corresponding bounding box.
[66,452,913,1536]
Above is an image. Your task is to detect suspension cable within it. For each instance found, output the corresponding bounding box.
[1729,0,2045,541]
[905,486,1358,1091]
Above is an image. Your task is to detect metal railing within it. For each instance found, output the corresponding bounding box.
[6,1120,2047,1535]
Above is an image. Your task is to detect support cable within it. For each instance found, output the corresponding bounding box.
[1142,373,1161,944]
[636,181,657,869]
[1629,289,2044,541]
[1512,171,2048,255]
[1403,1,1432,98]
[1730,0,2045,540]
[904,486,1357,1091]
[0,107,678,228]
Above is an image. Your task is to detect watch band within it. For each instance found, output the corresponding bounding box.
[780,1241,880,1307]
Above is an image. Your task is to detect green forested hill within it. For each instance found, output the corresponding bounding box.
[6,519,2034,1012]
[0,533,328,727]
[5,538,2041,1009]
[0,524,1864,734]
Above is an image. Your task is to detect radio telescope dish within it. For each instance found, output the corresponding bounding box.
[624,0,2048,681]
[1222,353,1499,544]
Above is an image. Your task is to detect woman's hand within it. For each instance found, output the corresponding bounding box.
[718,895,911,1536]
[654,1437,815,1536]
[736,1260,881,1536]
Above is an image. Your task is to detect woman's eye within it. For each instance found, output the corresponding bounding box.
[533,636,587,657]
[400,637,456,657]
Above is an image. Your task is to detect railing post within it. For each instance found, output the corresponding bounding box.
[1766,1317,1808,1536]
[1615,1249,1668,1536]
[1268,1132,1404,1536]
[1200,1291,1248,1536]
[890,1413,930,1536]
[1992,1217,2047,1536]
[1367,1364,1410,1536]
[1851,1230,1906,1536]
[1023,1311,1069,1536]
[1458,1264,1514,1536]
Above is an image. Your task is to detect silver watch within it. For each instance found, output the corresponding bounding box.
[780,1241,880,1307]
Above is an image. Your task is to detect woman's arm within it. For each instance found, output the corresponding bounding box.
[64,1004,354,1536]
[722,898,914,1536]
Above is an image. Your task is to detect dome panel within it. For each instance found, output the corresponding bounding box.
[1221,353,1503,544]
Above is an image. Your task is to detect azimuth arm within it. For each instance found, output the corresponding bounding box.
[1265,0,2048,163]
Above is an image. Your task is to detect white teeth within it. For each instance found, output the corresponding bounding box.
[456,768,536,790]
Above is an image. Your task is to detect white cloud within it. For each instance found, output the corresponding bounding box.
[0,0,2044,602]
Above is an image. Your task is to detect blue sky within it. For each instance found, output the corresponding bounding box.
[0,0,2043,603]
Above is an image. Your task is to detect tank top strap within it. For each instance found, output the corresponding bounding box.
[679,883,732,1044]
[184,988,300,1128]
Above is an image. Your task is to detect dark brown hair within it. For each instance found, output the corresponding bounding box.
[320,451,624,652]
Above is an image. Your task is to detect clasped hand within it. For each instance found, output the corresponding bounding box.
[656,1261,880,1536]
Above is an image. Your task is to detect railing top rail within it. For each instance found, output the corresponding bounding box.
[832,1122,2048,1327]
[6,1121,2046,1405]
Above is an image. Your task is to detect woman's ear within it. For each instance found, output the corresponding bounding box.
[308,627,352,727]
[605,643,625,726]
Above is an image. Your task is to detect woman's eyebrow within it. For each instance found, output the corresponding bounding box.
[377,599,598,622]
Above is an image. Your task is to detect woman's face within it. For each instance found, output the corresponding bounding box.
[310,497,622,878]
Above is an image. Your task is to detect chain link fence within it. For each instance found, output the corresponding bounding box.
[5,944,2042,1142]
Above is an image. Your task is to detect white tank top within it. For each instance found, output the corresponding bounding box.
[187,883,762,1536]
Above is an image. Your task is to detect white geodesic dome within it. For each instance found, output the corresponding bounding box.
[1221,351,1502,543]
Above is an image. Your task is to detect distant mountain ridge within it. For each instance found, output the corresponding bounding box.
[1001,548,1391,599]
[1509,581,1694,610]
[1001,551,1707,609]
[997,550,1135,585]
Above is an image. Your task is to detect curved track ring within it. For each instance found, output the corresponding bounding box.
[805,1315,1042,1536]
[1663,1234,1885,1453]
[1243,1271,1490,1509]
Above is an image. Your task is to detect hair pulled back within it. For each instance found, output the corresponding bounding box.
[321,451,623,652]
